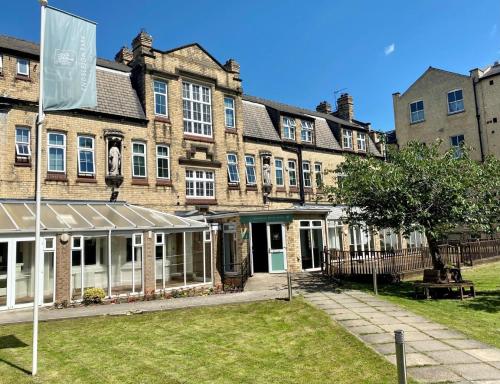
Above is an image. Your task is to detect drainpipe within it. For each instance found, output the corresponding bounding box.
[297,145,305,205]
[472,78,485,162]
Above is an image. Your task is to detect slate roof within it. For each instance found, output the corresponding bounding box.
[477,62,500,80]
[0,35,145,120]
[242,100,281,141]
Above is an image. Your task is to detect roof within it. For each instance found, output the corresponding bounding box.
[0,35,145,120]
[242,100,281,141]
[0,200,207,234]
[477,62,500,80]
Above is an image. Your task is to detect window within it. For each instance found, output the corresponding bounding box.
[77,136,95,176]
[343,129,353,149]
[182,82,212,137]
[357,132,367,151]
[410,100,424,123]
[0,54,3,74]
[17,58,29,76]
[15,127,31,157]
[283,117,296,140]
[224,97,235,128]
[156,145,170,179]
[245,155,256,185]
[153,80,167,116]
[300,120,313,142]
[47,132,66,172]
[223,223,237,272]
[275,158,284,186]
[132,142,146,177]
[288,160,297,186]
[186,170,215,198]
[349,225,375,254]
[379,229,401,251]
[447,89,464,114]
[227,153,240,183]
[450,134,465,158]
[408,231,426,249]
[328,220,344,251]
[314,162,323,187]
[302,161,311,188]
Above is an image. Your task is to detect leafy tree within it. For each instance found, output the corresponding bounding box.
[324,141,499,270]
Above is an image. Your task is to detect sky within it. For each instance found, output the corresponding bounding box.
[1,0,500,131]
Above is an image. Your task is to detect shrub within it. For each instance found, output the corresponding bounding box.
[83,287,106,305]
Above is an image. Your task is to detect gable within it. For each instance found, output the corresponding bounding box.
[164,43,226,72]
[399,67,469,98]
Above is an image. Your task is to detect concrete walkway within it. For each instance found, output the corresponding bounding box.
[304,289,500,383]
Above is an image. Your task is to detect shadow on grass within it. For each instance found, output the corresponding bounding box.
[0,335,31,375]
[460,291,500,313]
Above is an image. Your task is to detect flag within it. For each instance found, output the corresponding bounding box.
[42,7,97,111]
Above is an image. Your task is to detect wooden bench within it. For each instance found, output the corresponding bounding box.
[414,281,475,300]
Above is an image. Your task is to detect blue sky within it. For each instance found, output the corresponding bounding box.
[2,1,500,131]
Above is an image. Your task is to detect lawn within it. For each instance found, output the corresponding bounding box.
[0,298,404,384]
[343,261,500,348]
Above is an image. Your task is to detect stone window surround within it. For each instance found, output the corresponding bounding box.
[153,79,168,117]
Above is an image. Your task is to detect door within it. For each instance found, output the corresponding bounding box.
[267,223,286,273]
[0,242,7,309]
[251,223,268,273]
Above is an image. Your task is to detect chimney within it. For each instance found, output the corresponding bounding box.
[336,93,354,122]
[316,101,332,114]
[131,30,153,59]
[224,59,240,74]
[115,46,133,65]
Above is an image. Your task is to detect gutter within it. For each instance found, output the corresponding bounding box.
[472,78,485,162]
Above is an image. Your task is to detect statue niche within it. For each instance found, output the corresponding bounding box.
[104,132,124,189]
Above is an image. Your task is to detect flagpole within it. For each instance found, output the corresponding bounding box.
[33,0,47,376]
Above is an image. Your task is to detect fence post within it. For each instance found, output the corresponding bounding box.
[394,330,408,384]
[373,265,378,295]
[287,271,292,301]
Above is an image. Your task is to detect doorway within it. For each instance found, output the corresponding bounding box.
[251,223,268,273]
[300,220,324,270]
[267,223,287,273]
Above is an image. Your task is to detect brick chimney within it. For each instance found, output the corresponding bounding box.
[131,30,153,59]
[316,101,332,114]
[224,59,240,74]
[115,46,133,65]
[336,93,354,122]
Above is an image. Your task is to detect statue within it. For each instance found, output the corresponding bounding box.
[263,163,271,185]
[108,141,121,176]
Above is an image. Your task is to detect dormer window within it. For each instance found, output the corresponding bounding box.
[343,129,353,149]
[300,120,313,143]
[283,117,296,140]
[357,132,367,151]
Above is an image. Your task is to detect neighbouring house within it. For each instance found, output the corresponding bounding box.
[392,65,500,161]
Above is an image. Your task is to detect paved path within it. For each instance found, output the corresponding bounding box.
[304,289,500,383]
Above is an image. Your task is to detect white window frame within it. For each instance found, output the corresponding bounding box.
[314,162,323,187]
[343,129,353,149]
[447,89,464,114]
[379,229,401,251]
[0,54,3,74]
[283,117,296,140]
[77,135,95,176]
[302,161,311,188]
[186,169,215,198]
[357,132,367,151]
[450,134,465,158]
[153,80,168,117]
[288,160,297,187]
[156,145,170,179]
[227,153,240,183]
[300,120,313,143]
[132,141,147,178]
[224,96,235,128]
[15,127,31,157]
[410,100,425,123]
[17,58,29,76]
[182,81,212,137]
[275,158,284,186]
[47,132,66,173]
[245,155,256,185]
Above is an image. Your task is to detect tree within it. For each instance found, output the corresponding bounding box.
[324,141,499,270]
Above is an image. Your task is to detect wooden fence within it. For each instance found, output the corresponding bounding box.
[322,238,500,279]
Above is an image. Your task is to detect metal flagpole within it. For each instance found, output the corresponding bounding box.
[33,0,48,376]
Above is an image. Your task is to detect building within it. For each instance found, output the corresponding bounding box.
[0,31,421,311]
[392,65,500,161]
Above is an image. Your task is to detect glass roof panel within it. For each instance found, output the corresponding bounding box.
[48,204,92,230]
[71,204,114,228]
[91,205,134,228]
[128,206,176,227]
[0,205,19,231]
[25,203,69,230]
[3,203,36,230]
[112,205,153,227]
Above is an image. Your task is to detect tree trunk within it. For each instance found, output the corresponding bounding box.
[426,231,445,271]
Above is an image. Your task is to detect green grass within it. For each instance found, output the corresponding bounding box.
[343,261,500,348]
[0,298,404,384]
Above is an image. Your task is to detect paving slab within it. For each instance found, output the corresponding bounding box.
[331,312,361,321]
[338,319,372,327]
[359,332,394,344]
[410,322,449,331]
[427,350,482,364]
[490,362,500,369]
[371,342,416,355]
[403,331,434,342]
[449,363,500,381]
[348,324,385,335]
[385,352,439,367]
[379,323,418,332]
[408,366,463,383]
[408,339,455,352]
[464,349,500,363]
[424,329,467,339]
[445,339,493,350]
[350,306,381,313]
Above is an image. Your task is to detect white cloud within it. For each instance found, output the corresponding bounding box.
[491,24,497,38]
[384,43,395,56]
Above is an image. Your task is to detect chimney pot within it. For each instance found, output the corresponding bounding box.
[131,30,153,59]
[115,46,133,65]
[316,101,332,114]
[224,59,240,74]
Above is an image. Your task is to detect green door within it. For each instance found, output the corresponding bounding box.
[267,223,286,273]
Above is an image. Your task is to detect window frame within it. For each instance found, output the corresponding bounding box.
[409,100,425,123]
[314,162,323,187]
[16,58,29,76]
[182,81,213,138]
[0,54,3,74]
[47,132,66,173]
[224,96,235,128]
[447,89,464,114]
[342,129,353,149]
[156,144,170,180]
[450,134,465,158]
[288,160,297,187]
[274,158,284,186]
[283,116,296,140]
[357,131,367,151]
[300,120,313,143]
[244,155,257,185]
[77,135,95,176]
[15,126,31,157]
[227,153,240,184]
[153,79,168,117]
[186,169,215,199]
[302,161,311,188]
[131,141,147,178]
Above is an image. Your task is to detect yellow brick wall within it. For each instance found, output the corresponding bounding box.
[472,76,500,158]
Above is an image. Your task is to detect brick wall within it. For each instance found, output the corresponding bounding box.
[55,235,71,303]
